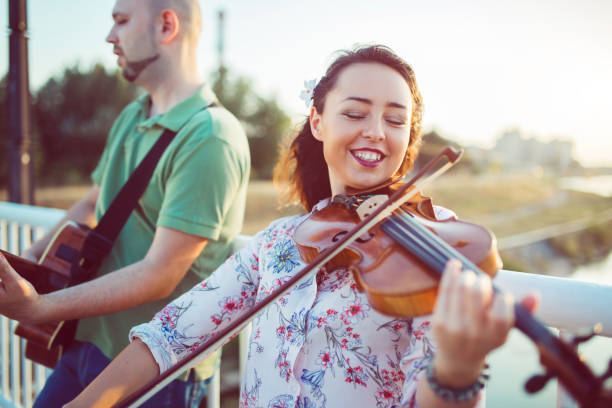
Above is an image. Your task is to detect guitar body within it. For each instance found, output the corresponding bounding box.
[3,221,92,368]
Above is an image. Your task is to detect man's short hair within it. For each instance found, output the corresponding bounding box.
[149,0,202,41]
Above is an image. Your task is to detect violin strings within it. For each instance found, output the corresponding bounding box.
[381,217,447,275]
[393,210,481,273]
[382,209,483,276]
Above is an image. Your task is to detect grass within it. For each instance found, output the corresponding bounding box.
[3,174,611,239]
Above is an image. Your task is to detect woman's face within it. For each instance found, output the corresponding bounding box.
[310,62,413,196]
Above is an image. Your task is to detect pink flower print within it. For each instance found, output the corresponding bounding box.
[224,297,241,312]
[275,350,293,383]
[379,389,393,399]
[414,321,431,340]
[286,328,293,341]
[348,304,362,316]
[344,365,368,387]
[156,305,178,329]
[318,350,332,369]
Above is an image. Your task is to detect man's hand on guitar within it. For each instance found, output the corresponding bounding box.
[0,253,42,322]
[20,248,39,263]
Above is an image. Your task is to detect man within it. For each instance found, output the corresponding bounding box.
[0,0,250,407]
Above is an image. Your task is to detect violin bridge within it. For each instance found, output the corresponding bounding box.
[356,195,389,220]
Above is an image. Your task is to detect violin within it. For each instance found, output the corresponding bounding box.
[115,147,612,408]
[293,185,501,317]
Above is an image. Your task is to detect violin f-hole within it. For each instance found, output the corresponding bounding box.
[332,230,374,243]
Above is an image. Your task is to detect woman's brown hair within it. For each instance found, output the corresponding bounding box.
[274,45,423,211]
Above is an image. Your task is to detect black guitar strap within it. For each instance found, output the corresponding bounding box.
[73,102,218,282]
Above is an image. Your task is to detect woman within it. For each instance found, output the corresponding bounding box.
[66,45,536,408]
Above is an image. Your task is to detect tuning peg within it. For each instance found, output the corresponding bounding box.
[525,371,554,394]
[570,323,602,347]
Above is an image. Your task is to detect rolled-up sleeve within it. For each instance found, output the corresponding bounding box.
[130,232,263,373]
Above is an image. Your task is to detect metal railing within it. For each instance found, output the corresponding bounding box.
[0,203,63,408]
[1,201,611,407]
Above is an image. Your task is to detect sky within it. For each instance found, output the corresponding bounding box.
[1,0,611,166]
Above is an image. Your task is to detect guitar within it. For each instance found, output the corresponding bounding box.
[1,221,95,368]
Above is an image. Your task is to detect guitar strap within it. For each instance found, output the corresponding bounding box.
[72,101,218,282]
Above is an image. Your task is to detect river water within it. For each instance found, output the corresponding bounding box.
[486,175,612,407]
[487,255,612,407]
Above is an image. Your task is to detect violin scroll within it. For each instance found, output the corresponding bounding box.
[525,323,612,407]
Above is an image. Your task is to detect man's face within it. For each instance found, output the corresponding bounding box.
[106,0,160,82]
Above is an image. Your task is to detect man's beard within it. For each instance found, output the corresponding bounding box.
[121,54,160,82]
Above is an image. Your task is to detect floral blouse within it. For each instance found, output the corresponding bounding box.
[131,201,485,408]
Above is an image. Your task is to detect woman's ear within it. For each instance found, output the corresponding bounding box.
[310,106,324,141]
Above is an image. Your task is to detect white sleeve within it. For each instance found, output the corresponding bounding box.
[129,232,263,373]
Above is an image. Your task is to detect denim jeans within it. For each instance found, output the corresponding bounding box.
[33,341,208,408]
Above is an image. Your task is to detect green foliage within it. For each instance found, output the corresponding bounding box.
[3,63,289,187]
[415,131,476,174]
[549,220,612,264]
[33,64,139,184]
[212,66,291,179]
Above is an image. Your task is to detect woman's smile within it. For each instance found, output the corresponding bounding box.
[350,148,385,167]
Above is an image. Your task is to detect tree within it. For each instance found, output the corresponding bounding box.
[212,66,290,179]
[33,64,139,184]
[415,131,476,174]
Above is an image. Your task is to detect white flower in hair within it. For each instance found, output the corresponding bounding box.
[299,78,317,108]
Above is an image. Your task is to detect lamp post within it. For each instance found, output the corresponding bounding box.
[7,0,35,204]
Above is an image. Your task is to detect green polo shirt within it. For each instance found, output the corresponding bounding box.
[78,84,250,380]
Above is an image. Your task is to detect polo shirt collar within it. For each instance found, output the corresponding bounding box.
[136,83,217,132]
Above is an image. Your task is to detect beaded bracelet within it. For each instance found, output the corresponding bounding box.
[425,361,490,403]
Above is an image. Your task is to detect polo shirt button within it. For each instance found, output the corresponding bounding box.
[136,125,147,133]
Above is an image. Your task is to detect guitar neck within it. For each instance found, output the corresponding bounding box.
[0,250,70,294]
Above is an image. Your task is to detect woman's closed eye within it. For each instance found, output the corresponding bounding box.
[385,116,407,126]
[342,111,367,120]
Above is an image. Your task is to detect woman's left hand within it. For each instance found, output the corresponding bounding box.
[431,259,538,387]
